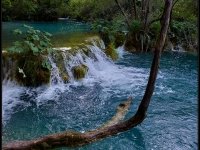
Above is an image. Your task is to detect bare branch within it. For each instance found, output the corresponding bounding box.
[114,0,131,28]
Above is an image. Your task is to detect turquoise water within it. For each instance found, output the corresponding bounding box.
[2,49,198,150]
[2,21,198,150]
[2,21,92,48]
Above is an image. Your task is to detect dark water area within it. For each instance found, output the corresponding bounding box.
[2,48,198,150]
[2,21,92,48]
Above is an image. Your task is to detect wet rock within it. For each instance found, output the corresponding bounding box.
[15,55,50,87]
[71,64,88,80]
[104,42,118,61]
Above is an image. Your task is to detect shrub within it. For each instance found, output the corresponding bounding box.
[8,24,52,70]
[7,25,53,86]
[130,20,142,33]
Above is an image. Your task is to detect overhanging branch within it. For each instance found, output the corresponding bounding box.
[3,0,173,149]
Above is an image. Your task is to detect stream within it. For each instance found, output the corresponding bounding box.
[2,21,198,150]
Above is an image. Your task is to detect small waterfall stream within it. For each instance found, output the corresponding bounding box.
[2,38,197,150]
[2,39,148,125]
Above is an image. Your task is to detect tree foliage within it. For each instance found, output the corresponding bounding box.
[2,0,197,51]
[8,25,52,70]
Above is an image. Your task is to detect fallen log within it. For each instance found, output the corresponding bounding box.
[3,0,173,149]
[99,97,132,129]
[3,98,133,150]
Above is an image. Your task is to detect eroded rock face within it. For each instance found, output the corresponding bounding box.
[2,52,51,87]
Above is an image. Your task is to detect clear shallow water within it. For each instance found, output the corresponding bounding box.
[2,43,198,150]
[2,21,92,48]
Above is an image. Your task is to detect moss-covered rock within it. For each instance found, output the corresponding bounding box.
[71,64,88,80]
[51,51,70,83]
[58,64,70,83]
[104,42,118,61]
[15,55,50,87]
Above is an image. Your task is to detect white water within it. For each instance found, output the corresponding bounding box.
[2,39,149,125]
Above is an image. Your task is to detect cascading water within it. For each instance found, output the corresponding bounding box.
[47,39,148,87]
[2,38,197,150]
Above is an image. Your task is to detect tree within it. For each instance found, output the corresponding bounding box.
[3,0,173,149]
[123,0,166,52]
[2,0,12,21]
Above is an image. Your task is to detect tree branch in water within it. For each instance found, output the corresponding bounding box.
[3,0,173,149]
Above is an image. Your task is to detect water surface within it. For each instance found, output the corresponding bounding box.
[2,21,92,48]
[2,45,198,150]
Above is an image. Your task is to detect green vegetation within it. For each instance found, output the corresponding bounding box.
[2,0,124,21]
[2,0,69,21]
[6,25,53,86]
[105,42,118,61]
[2,0,197,52]
[8,25,52,55]
[2,0,198,85]
[8,25,52,70]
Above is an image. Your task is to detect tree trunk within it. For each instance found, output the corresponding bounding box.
[3,0,173,149]
[143,0,150,32]
[132,0,138,19]
[114,0,131,29]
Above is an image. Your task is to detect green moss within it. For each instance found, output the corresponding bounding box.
[130,20,142,33]
[150,21,161,36]
[15,55,50,87]
[72,64,88,80]
[105,42,118,61]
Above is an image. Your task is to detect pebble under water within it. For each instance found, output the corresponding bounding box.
[2,47,198,150]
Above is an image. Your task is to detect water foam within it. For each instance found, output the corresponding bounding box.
[2,39,148,124]
[2,81,26,125]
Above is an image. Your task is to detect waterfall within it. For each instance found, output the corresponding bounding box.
[46,39,147,91]
[48,39,111,84]
[2,38,148,125]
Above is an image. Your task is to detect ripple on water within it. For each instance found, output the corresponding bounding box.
[2,49,197,150]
